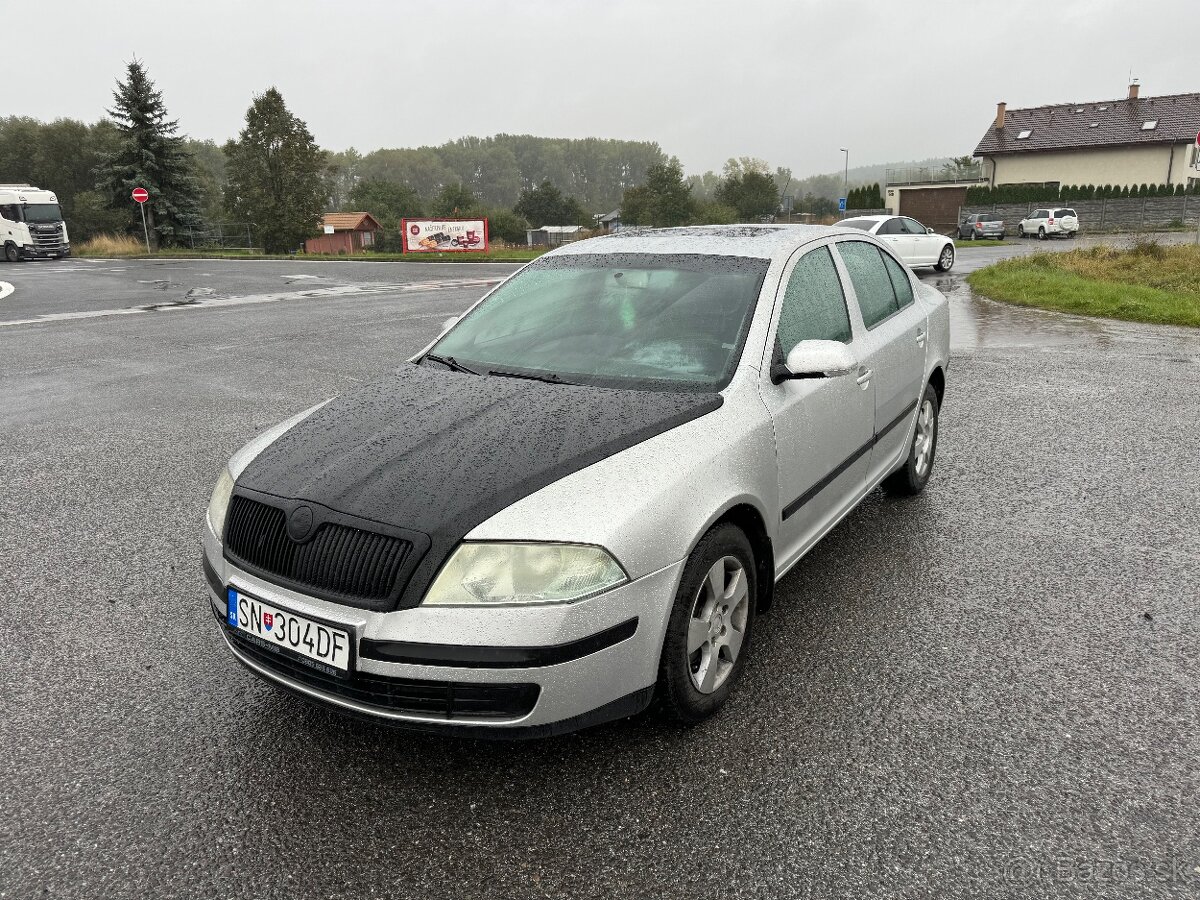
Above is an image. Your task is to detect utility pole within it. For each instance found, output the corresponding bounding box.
[840,148,849,208]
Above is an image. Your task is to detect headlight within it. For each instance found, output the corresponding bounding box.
[206,467,235,539]
[423,542,628,606]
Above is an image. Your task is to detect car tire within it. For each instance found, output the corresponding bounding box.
[1038,227,1047,241]
[882,382,940,497]
[1017,225,1025,238]
[999,233,1007,240]
[968,230,976,240]
[934,244,954,272]
[657,523,757,725]
[4,243,20,263]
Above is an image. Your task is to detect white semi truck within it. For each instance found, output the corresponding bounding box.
[0,184,70,261]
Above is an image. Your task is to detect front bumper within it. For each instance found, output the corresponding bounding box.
[20,244,69,259]
[202,526,682,737]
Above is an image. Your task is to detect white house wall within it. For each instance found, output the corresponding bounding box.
[988,143,1195,188]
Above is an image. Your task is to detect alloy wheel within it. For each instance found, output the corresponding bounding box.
[687,556,749,694]
[913,399,936,477]
[939,246,954,269]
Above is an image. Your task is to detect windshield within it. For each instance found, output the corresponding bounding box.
[23,203,63,224]
[428,252,769,391]
[838,218,877,231]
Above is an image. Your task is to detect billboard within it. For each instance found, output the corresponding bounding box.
[402,218,489,253]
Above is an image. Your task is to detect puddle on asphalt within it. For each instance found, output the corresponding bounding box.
[928,274,1200,358]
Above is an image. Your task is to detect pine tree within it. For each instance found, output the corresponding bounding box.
[96,59,202,249]
[224,88,327,254]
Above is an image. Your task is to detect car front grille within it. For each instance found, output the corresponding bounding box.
[225,626,540,720]
[31,226,64,250]
[224,494,410,606]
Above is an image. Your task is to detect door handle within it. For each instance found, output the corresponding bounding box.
[915,329,927,346]
[856,367,872,387]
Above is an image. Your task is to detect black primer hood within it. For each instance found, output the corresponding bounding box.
[234,364,722,610]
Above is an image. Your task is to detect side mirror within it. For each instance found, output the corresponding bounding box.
[440,316,459,332]
[926,227,935,234]
[776,340,856,382]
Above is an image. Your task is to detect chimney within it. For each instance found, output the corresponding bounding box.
[995,101,1007,128]
[1128,80,1140,99]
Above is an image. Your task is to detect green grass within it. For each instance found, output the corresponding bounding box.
[966,241,1200,328]
[75,246,547,263]
[955,239,1015,249]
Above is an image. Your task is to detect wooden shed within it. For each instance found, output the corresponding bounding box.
[305,213,382,255]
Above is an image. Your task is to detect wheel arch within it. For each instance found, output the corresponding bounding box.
[928,365,946,408]
[698,501,776,615]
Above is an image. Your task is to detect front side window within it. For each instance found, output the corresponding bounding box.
[837,241,899,329]
[901,218,928,235]
[429,252,770,391]
[0,204,20,222]
[776,246,852,352]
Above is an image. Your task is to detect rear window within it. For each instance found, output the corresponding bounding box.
[978,215,997,222]
[838,218,877,231]
[1055,209,1077,218]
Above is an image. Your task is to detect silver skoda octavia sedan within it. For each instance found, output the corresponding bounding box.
[202,225,949,737]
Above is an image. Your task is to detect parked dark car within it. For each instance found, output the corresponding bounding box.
[958,214,1006,240]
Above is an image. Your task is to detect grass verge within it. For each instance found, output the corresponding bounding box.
[955,239,1015,249]
[966,241,1200,328]
[74,234,546,263]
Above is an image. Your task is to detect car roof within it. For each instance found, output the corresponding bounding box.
[550,224,859,261]
[839,214,894,222]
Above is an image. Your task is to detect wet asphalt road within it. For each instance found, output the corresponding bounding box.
[1,243,1199,899]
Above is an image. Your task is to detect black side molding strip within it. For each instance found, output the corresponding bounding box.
[782,398,919,521]
[361,617,639,669]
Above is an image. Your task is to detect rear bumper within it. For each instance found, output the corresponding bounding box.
[202,528,682,737]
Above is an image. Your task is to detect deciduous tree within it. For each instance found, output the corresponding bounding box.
[224,88,327,254]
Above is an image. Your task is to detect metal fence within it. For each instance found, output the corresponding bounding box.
[958,195,1200,233]
[886,165,984,186]
[179,223,258,251]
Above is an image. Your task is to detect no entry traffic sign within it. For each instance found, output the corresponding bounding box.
[131,187,149,204]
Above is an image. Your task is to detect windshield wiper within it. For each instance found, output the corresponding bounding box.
[487,368,577,386]
[423,353,481,375]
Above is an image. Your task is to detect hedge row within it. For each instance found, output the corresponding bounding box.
[847,183,883,209]
[965,182,1200,204]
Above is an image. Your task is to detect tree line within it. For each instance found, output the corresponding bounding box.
[2,58,901,253]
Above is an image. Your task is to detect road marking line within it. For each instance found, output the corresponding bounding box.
[0,281,13,301]
[0,277,502,328]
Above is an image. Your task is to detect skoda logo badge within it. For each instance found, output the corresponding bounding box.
[287,505,314,542]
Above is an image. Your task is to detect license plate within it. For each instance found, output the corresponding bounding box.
[226,588,353,673]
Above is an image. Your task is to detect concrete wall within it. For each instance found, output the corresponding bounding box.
[986,143,1197,189]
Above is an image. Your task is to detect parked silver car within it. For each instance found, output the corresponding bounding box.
[958,213,1006,240]
[202,225,950,737]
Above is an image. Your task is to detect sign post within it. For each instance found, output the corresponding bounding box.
[1195,131,1200,245]
[131,187,150,253]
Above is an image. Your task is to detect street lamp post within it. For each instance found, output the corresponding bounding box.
[840,148,849,209]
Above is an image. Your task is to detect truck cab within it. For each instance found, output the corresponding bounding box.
[1,184,71,261]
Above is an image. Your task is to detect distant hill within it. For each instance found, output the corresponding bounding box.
[785,157,955,202]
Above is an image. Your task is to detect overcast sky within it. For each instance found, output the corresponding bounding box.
[13,0,1198,177]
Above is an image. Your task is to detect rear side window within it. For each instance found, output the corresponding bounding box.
[838,218,876,231]
[837,241,899,328]
[876,218,904,235]
[776,246,852,351]
[880,252,915,309]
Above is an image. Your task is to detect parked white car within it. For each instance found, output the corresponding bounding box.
[1018,207,1079,240]
[837,215,955,271]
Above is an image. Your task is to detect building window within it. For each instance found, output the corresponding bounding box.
[1141,120,1158,131]
[1017,129,1033,140]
